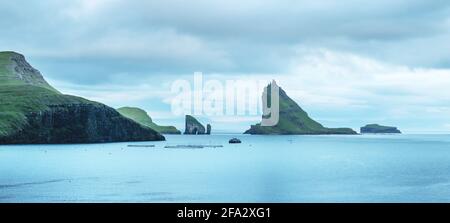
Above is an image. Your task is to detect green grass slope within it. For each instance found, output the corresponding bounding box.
[0,85,98,137]
[117,107,181,134]
[0,52,22,86]
[0,51,58,92]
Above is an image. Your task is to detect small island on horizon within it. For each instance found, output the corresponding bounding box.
[360,124,402,134]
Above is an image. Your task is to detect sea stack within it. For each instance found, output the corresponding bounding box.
[184,115,206,135]
[360,124,401,134]
[244,81,357,135]
[0,51,165,144]
[206,124,211,135]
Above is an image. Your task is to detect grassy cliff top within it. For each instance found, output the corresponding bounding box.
[117,107,153,124]
[117,107,180,134]
[0,85,100,137]
[0,52,19,85]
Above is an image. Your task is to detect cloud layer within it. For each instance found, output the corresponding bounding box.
[2,0,450,132]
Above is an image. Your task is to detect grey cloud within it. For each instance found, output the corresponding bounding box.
[1,0,450,85]
[122,0,450,41]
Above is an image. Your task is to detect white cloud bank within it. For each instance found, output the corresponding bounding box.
[283,48,450,108]
[276,48,450,132]
[53,48,450,133]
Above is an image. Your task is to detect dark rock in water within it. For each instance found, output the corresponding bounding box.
[360,124,401,134]
[229,138,241,144]
[0,51,165,144]
[206,124,211,135]
[184,115,206,135]
[244,81,357,135]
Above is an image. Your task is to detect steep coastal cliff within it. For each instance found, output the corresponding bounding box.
[0,51,164,144]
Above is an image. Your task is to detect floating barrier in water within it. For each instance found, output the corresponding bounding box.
[127,145,155,148]
[164,145,223,149]
[204,145,223,148]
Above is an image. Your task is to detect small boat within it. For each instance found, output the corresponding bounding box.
[229,138,242,144]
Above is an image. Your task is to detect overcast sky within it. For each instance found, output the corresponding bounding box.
[2,0,450,133]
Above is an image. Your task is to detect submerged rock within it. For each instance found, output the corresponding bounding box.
[360,124,401,134]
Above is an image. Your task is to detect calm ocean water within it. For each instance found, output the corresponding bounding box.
[1,134,450,202]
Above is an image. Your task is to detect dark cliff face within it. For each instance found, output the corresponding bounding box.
[0,103,165,144]
[184,115,206,135]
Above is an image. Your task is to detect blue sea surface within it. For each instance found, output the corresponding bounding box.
[1,134,450,202]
